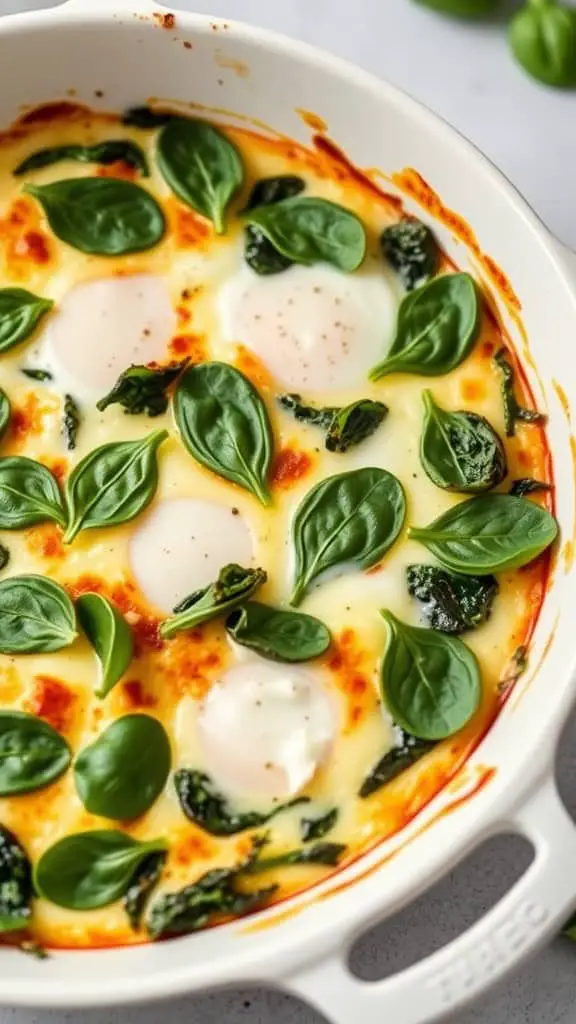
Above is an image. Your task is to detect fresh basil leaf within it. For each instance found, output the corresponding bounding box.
[245,841,346,873]
[157,117,243,234]
[0,825,32,932]
[123,850,167,931]
[122,106,173,129]
[0,288,53,354]
[62,394,80,451]
[75,714,170,821]
[63,428,167,543]
[0,388,11,440]
[25,178,165,256]
[243,197,366,272]
[290,467,406,606]
[21,367,52,382]
[509,477,551,497]
[160,563,266,639]
[370,273,480,380]
[359,732,435,798]
[174,768,307,836]
[243,175,305,275]
[381,217,438,290]
[380,611,481,740]
[494,348,546,437]
[15,140,149,177]
[278,393,337,429]
[406,563,498,633]
[300,808,338,842]
[409,494,558,574]
[0,545,8,572]
[34,831,167,910]
[147,839,275,939]
[226,601,331,662]
[175,362,273,505]
[420,390,507,492]
[0,456,65,529]
[0,575,77,654]
[0,711,71,796]
[509,0,576,87]
[76,593,134,698]
[97,360,188,418]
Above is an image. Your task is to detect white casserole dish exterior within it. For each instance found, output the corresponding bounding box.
[2,2,576,1020]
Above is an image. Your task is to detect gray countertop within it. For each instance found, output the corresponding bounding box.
[2,1,576,1021]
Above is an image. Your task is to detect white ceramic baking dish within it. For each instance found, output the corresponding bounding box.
[2,1,576,1020]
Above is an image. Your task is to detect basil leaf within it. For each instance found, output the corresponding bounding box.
[0,288,53,354]
[0,388,11,440]
[0,575,77,654]
[15,140,149,177]
[97,360,188,418]
[25,178,165,256]
[509,477,551,497]
[160,563,266,639]
[62,394,80,451]
[226,601,331,662]
[409,494,558,574]
[122,106,173,129]
[406,563,498,633]
[63,428,167,543]
[243,175,305,275]
[34,831,167,910]
[370,273,480,380]
[0,711,71,796]
[174,768,307,836]
[75,714,171,820]
[123,850,167,931]
[175,362,273,505]
[245,842,346,873]
[76,593,134,698]
[300,808,338,842]
[243,197,366,272]
[380,611,481,740]
[494,348,546,437]
[0,545,8,572]
[0,825,32,932]
[509,0,576,88]
[359,732,435,798]
[420,390,507,492]
[157,117,243,234]
[147,840,275,939]
[381,217,438,290]
[0,456,65,529]
[290,467,406,606]
[21,367,52,382]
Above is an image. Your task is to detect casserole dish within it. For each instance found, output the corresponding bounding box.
[1,1,576,1020]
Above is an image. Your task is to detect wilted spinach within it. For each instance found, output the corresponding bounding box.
[499,644,529,692]
[160,564,267,638]
[300,808,338,842]
[62,395,80,451]
[122,106,173,129]
[381,217,438,290]
[279,394,387,453]
[0,825,32,932]
[0,545,8,572]
[97,361,188,418]
[359,732,435,798]
[123,850,167,931]
[15,140,149,177]
[406,563,498,633]
[243,175,305,274]
[242,197,366,272]
[420,390,507,492]
[494,348,545,436]
[509,477,551,497]
[244,842,346,873]
[174,769,307,836]
[21,368,52,382]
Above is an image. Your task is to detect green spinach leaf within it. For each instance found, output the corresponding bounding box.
[278,393,336,429]
[25,178,165,256]
[226,601,331,661]
[0,456,65,529]
[175,362,273,505]
[160,563,266,639]
[97,361,188,418]
[409,494,558,574]
[509,477,551,497]
[21,367,52,382]
[381,217,437,290]
[123,850,167,931]
[494,348,546,436]
[74,714,171,820]
[122,106,173,129]
[0,575,77,654]
[157,117,243,234]
[15,140,149,177]
[174,768,307,836]
[279,394,388,453]
[370,272,480,380]
[34,831,167,910]
[63,429,167,543]
[0,711,71,796]
[406,563,498,633]
[380,611,481,740]
[62,394,80,451]
[0,288,53,354]
[243,175,305,275]
[0,825,32,932]
[359,732,435,798]
[420,390,507,492]
[244,842,346,873]
[76,592,134,698]
[243,197,366,272]
[509,0,576,87]
[290,467,406,606]
[0,545,8,572]
[300,808,338,842]
[0,388,10,440]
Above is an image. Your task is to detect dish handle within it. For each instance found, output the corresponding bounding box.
[284,776,576,1024]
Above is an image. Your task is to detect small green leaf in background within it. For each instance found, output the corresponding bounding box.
[0,711,71,796]
[243,196,366,272]
[174,768,307,836]
[0,575,77,655]
[509,0,576,87]
[0,288,53,354]
[15,140,150,177]
[420,390,507,492]
[76,593,134,698]
[0,456,66,529]
[0,825,32,932]
[161,564,267,639]
[226,602,332,662]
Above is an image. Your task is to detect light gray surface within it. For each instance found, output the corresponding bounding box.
[1,1,576,1021]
